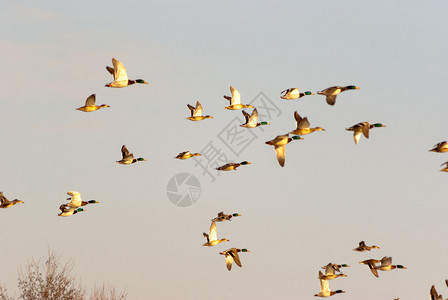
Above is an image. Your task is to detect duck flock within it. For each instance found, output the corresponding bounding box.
[2,57,447,299]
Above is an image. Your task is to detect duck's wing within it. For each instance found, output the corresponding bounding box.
[193,101,203,117]
[359,241,366,247]
[361,122,370,138]
[360,260,379,277]
[430,285,443,300]
[353,131,362,144]
[59,204,73,213]
[225,253,234,270]
[202,232,209,243]
[85,94,96,106]
[325,264,336,275]
[208,221,217,241]
[274,145,286,167]
[370,263,379,277]
[112,58,129,82]
[67,191,82,207]
[187,104,195,117]
[230,250,242,267]
[248,108,258,126]
[326,95,337,106]
[294,111,303,129]
[298,116,310,130]
[0,193,10,205]
[319,273,330,293]
[230,86,241,105]
[106,66,115,79]
[121,145,134,160]
[242,110,251,124]
[288,88,300,97]
[380,256,392,267]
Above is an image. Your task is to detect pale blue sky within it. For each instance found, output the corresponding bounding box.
[1,1,448,299]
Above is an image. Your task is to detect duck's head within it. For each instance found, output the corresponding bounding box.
[100,104,110,108]
[302,91,314,96]
[220,238,230,242]
[396,265,406,269]
[135,79,148,84]
[334,290,346,294]
[346,85,359,90]
[372,123,386,128]
[137,158,147,161]
[240,248,250,252]
[260,122,270,125]
[314,127,326,131]
[340,264,350,267]
[13,200,24,204]
[240,161,251,165]
[232,213,242,217]
[88,200,99,204]
[371,245,380,249]
[76,208,85,212]
[204,116,214,119]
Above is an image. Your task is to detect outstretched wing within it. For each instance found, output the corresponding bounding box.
[193,101,203,117]
[248,108,258,126]
[208,221,217,241]
[112,58,129,82]
[326,95,337,106]
[121,145,134,160]
[274,145,286,167]
[67,191,82,207]
[230,86,241,105]
[85,94,96,106]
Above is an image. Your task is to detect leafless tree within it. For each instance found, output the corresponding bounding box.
[0,250,126,300]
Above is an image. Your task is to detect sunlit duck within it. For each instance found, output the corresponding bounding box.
[240,108,269,128]
[265,134,303,167]
[202,221,229,246]
[290,111,325,136]
[186,101,213,121]
[58,204,84,217]
[76,94,110,112]
[346,122,386,144]
[65,191,99,208]
[430,141,448,153]
[359,259,381,278]
[216,161,251,171]
[353,241,380,252]
[116,145,147,165]
[0,192,24,208]
[314,272,346,297]
[280,88,314,100]
[317,85,359,106]
[175,151,201,160]
[219,248,250,271]
[105,58,148,88]
[211,212,242,222]
[375,256,407,273]
[223,86,254,110]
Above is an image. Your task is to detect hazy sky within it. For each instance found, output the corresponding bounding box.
[2,1,448,299]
